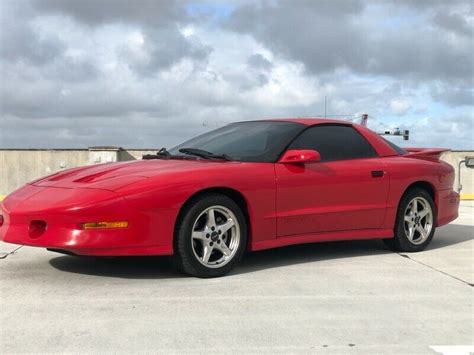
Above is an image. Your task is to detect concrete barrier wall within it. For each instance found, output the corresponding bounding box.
[0,149,89,196]
[0,148,473,199]
[119,149,156,161]
[441,151,474,199]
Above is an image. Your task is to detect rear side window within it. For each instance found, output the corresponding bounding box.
[289,125,377,161]
[381,136,407,155]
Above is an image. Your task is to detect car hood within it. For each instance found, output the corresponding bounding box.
[32,159,232,191]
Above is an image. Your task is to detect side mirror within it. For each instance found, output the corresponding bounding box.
[279,149,321,164]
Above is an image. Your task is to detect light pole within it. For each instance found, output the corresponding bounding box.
[457,156,474,193]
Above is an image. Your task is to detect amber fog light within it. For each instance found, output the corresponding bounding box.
[82,221,129,230]
[29,220,47,239]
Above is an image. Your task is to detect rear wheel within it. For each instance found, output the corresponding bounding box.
[384,188,436,252]
[174,194,247,278]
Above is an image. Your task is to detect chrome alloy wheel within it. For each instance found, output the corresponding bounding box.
[191,205,241,268]
[403,197,433,245]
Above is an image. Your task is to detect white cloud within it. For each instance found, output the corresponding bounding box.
[390,99,412,115]
[0,0,472,150]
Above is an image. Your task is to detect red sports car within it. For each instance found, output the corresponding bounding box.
[0,119,459,277]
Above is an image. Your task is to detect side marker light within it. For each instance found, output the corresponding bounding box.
[82,221,129,230]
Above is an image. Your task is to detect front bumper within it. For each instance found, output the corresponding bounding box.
[0,185,173,256]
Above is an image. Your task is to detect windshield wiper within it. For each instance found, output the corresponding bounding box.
[178,148,233,161]
[143,147,172,160]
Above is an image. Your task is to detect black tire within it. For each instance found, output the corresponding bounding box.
[384,187,437,252]
[173,193,248,278]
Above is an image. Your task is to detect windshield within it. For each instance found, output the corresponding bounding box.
[169,121,305,162]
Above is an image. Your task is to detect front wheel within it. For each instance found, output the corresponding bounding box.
[174,194,247,278]
[384,188,437,252]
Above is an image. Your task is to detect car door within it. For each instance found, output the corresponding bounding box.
[275,124,390,237]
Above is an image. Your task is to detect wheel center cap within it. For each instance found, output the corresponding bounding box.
[210,231,219,241]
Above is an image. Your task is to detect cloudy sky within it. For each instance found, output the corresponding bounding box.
[0,0,472,149]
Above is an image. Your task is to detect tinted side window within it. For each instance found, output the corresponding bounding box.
[381,136,407,155]
[289,125,377,161]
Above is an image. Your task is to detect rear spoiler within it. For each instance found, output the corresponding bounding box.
[404,148,450,160]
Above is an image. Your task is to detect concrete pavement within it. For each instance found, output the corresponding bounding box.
[1,203,472,354]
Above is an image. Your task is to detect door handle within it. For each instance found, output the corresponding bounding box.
[371,170,384,178]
